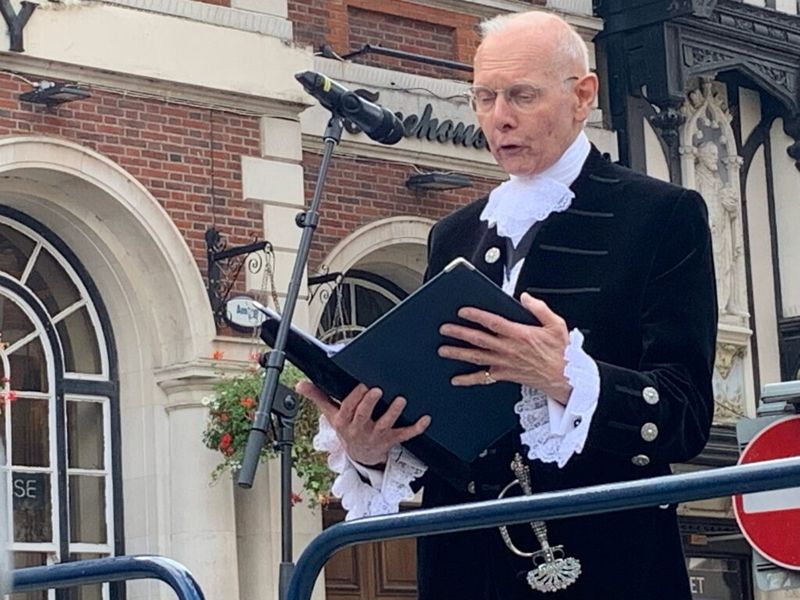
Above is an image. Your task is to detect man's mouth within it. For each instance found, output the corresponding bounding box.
[497,144,524,155]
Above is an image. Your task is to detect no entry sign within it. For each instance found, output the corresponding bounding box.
[733,415,800,571]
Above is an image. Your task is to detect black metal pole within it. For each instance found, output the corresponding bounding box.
[269,384,299,600]
[238,116,344,600]
[278,414,295,600]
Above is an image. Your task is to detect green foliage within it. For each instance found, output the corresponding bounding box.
[201,363,335,508]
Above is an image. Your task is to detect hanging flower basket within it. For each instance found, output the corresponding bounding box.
[202,362,335,507]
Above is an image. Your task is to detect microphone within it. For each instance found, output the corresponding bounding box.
[295,71,405,145]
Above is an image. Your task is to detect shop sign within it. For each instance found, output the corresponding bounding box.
[225,296,267,331]
[0,0,40,52]
[344,99,487,150]
[686,557,745,600]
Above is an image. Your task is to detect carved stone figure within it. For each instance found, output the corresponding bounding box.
[680,79,748,321]
[694,142,743,316]
[712,342,746,424]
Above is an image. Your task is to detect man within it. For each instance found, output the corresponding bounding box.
[300,10,717,600]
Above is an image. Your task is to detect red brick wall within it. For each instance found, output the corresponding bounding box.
[347,7,462,79]
[303,150,501,269]
[0,73,261,263]
[288,0,480,80]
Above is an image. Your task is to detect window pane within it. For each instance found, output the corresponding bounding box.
[10,552,48,600]
[0,297,35,348]
[67,553,107,600]
[56,308,101,374]
[11,398,49,467]
[69,475,106,544]
[8,336,48,394]
[0,225,36,282]
[67,402,104,470]
[319,283,353,341]
[26,248,81,316]
[65,581,103,600]
[354,285,394,328]
[12,472,52,543]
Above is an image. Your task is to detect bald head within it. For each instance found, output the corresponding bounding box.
[476,12,589,78]
[469,10,598,176]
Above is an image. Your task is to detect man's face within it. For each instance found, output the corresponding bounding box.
[473,31,584,177]
[699,145,719,171]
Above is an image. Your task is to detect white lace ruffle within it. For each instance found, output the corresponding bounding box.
[481,178,574,247]
[516,329,600,468]
[479,131,590,248]
[313,415,427,521]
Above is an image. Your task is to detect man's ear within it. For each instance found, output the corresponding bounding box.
[574,73,599,121]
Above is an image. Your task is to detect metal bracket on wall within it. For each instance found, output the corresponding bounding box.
[205,227,272,325]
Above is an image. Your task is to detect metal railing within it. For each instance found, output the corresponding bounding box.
[12,555,205,600]
[287,456,800,600]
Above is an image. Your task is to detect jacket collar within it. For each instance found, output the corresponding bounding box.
[471,144,612,287]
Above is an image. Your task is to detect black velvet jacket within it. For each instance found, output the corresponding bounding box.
[416,147,718,600]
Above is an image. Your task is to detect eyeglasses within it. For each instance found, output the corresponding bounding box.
[466,77,580,114]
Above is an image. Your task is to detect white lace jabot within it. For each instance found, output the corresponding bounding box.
[480,131,590,247]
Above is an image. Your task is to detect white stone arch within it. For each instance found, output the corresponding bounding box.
[309,216,434,330]
[0,136,238,600]
[0,136,216,368]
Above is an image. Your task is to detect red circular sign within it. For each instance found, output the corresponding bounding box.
[733,415,800,570]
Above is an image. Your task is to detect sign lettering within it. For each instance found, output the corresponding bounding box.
[0,0,37,53]
[12,477,37,499]
[344,101,488,150]
[688,576,705,595]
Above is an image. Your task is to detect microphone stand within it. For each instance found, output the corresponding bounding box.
[238,115,344,600]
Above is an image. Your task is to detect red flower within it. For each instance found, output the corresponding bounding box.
[212,349,225,360]
[219,432,233,452]
[291,492,303,506]
[240,397,255,409]
[249,351,262,363]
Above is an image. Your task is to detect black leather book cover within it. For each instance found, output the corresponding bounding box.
[259,258,539,480]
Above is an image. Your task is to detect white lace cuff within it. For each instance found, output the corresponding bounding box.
[516,329,600,468]
[312,415,427,521]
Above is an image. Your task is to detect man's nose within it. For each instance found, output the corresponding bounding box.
[491,94,517,129]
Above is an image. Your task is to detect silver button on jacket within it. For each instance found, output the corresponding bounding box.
[642,386,660,405]
[641,422,659,442]
[631,454,650,467]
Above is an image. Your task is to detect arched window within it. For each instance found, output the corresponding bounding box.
[0,207,120,600]
[316,270,408,343]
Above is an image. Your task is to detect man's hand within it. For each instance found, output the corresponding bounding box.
[296,381,431,467]
[437,293,573,404]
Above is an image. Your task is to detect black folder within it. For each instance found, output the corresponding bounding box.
[258,257,539,482]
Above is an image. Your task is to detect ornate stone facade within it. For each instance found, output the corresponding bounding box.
[680,79,752,423]
[712,341,747,423]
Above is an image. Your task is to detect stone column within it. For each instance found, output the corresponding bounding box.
[158,367,241,600]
